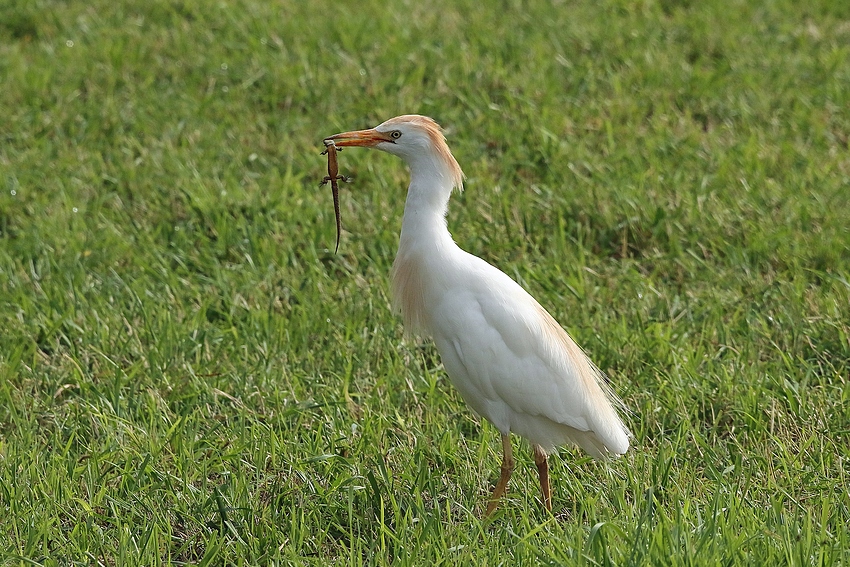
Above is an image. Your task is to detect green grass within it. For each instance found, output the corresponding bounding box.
[1,0,849,564]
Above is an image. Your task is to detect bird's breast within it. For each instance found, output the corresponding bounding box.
[390,241,470,335]
[391,251,430,334]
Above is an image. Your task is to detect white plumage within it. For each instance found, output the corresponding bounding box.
[325,115,630,514]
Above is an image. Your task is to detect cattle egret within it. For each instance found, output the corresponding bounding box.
[324,115,630,515]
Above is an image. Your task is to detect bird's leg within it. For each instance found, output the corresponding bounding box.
[532,444,552,511]
[485,433,514,517]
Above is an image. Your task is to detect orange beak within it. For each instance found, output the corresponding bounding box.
[323,128,394,148]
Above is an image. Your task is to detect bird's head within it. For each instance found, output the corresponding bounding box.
[324,114,464,190]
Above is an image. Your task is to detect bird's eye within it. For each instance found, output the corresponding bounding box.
[390,130,402,139]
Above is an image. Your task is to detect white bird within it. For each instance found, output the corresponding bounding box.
[324,115,630,515]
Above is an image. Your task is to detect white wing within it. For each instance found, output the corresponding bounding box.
[426,251,630,457]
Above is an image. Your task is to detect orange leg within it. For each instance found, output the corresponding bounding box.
[485,434,514,517]
[532,444,551,511]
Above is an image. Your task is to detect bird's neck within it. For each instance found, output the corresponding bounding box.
[391,154,461,333]
[397,157,457,256]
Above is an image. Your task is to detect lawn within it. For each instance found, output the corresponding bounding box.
[1,0,849,564]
